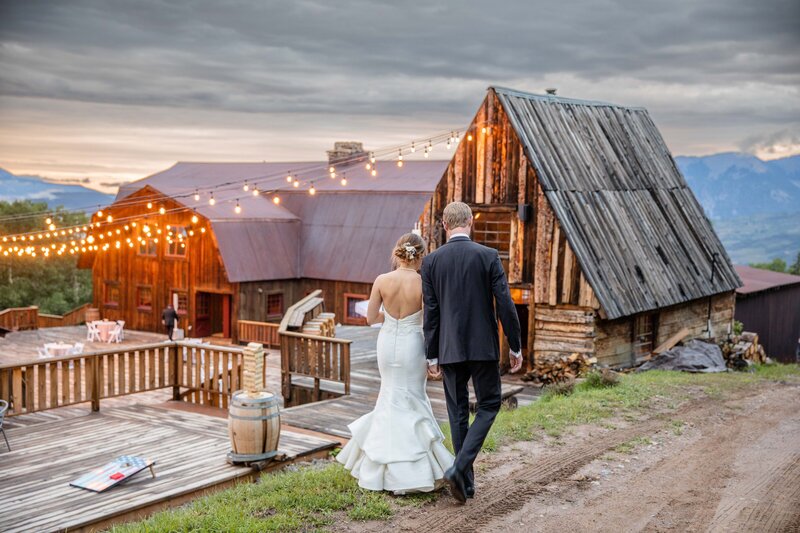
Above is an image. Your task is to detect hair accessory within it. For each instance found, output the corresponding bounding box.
[403,243,417,259]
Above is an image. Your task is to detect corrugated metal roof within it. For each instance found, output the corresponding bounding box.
[494,86,742,319]
[734,265,800,295]
[114,160,447,284]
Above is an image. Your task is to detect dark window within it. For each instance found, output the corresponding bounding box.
[343,293,368,325]
[472,210,512,272]
[167,226,187,257]
[104,282,120,307]
[137,286,153,311]
[172,290,188,315]
[138,237,157,256]
[196,292,210,318]
[267,293,283,318]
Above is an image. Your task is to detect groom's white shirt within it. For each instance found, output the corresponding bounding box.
[427,232,522,367]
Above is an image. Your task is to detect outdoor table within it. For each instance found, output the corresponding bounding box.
[94,320,116,342]
[44,342,74,357]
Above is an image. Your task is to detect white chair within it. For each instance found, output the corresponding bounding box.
[87,322,100,342]
[116,320,126,340]
[71,342,84,355]
[107,324,122,343]
[37,347,50,359]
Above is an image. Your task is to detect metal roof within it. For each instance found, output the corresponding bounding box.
[116,160,447,284]
[493,86,742,319]
[734,265,800,295]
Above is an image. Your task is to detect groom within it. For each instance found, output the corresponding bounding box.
[421,201,523,503]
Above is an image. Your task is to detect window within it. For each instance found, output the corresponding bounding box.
[267,292,284,318]
[137,286,153,311]
[343,293,368,325]
[172,290,189,316]
[196,292,210,318]
[138,237,157,256]
[167,226,187,257]
[472,210,512,272]
[104,281,120,307]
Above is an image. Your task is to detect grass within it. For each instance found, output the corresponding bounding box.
[114,364,800,532]
[614,435,652,454]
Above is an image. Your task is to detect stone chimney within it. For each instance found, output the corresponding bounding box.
[327,142,368,165]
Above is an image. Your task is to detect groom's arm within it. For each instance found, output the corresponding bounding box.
[421,257,440,363]
[490,250,522,354]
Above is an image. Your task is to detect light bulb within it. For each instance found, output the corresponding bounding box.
[235,202,242,214]
[341,177,347,186]
[191,215,198,224]
[398,149,403,161]
[209,195,216,205]
[287,173,292,182]
[309,185,316,195]
[370,153,376,164]
[159,207,166,215]
[252,187,259,196]
[365,163,371,170]
[194,190,200,201]
[48,224,56,231]
[482,127,487,134]
[411,141,416,153]
[45,217,52,225]
[428,140,433,152]
[243,182,249,192]
[371,169,377,177]
[329,166,335,173]
[147,202,153,209]
[293,180,300,188]
[107,215,113,223]
[97,210,104,217]
[272,196,281,205]
[446,140,452,149]
[397,160,404,167]
[467,134,473,141]
[330,171,336,179]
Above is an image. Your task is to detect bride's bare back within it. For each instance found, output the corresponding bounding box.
[366,269,423,324]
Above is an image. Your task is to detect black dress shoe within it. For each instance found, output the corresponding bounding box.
[466,484,475,499]
[444,466,467,503]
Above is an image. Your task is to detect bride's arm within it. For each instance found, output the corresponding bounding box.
[366,276,385,325]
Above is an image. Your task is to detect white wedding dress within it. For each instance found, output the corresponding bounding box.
[337,309,454,493]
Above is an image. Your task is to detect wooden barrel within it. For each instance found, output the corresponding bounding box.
[85,307,100,323]
[227,390,281,463]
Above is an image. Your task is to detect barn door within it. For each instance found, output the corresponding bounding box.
[633,313,658,363]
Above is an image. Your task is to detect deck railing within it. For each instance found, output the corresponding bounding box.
[37,303,91,328]
[0,306,39,332]
[0,341,253,416]
[278,291,351,404]
[237,319,280,348]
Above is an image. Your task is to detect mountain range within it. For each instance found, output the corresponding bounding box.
[0,168,114,212]
[2,153,799,264]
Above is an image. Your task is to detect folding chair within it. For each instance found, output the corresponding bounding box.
[116,320,126,340]
[107,324,122,343]
[37,347,50,359]
[0,399,10,451]
[87,322,100,342]
[72,342,84,355]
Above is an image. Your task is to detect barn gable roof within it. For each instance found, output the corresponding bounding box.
[493,86,741,319]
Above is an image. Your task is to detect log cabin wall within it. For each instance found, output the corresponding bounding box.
[594,291,736,367]
[89,187,237,339]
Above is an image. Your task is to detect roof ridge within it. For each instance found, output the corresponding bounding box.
[490,86,647,111]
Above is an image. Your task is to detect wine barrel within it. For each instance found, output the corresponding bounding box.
[227,390,281,463]
[85,307,100,323]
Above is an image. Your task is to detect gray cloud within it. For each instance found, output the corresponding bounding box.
[1,0,799,186]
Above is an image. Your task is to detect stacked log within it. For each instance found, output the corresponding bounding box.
[719,331,768,369]
[302,314,336,337]
[521,352,597,385]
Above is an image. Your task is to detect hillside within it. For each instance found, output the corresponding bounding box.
[0,168,114,211]
[675,153,800,220]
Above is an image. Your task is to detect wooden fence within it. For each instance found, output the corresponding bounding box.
[238,319,280,348]
[0,306,39,332]
[37,303,91,328]
[278,290,351,405]
[0,341,250,416]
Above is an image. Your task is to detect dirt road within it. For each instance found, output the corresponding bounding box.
[346,382,800,532]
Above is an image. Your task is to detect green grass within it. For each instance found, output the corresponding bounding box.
[614,435,652,454]
[114,364,800,532]
[109,463,393,533]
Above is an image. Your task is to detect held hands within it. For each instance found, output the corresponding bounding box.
[509,351,523,373]
[427,363,442,380]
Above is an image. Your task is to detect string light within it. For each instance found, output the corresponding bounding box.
[234,200,242,214]
[159,206,166,215]
[107,215,113,223]
[209,194,216,205]
[272,196,281,205]
[252,186,260,196]
[309,184,316,195]
[329,166,335,173]
[467,133,473,141]
[293,179,300,188]
[341,176,347,186]
[45,217,52,225]
[191,214,199,224]
[370,152,376,164]
[243,181,249,192]
[410,141,416,153]
[194,190,200,201]
[48,223,56,231]
[146,202,153,209]
[286,172,293,183]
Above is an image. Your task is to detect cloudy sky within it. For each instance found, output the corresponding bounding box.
[1,0,798,192]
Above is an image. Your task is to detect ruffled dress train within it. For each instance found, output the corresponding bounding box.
[337,310,454,493]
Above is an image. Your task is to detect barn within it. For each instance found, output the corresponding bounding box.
[419,86,742,368]
[734,265,800,363]
[81,149,447,341]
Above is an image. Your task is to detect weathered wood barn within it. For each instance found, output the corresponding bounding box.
[81,156,447,340]
[419,87,742,368]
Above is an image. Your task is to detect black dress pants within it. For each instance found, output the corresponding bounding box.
[441,360,502,486]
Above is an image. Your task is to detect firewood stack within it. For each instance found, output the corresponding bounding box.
[719,331,768,369]
[521,352,597,385]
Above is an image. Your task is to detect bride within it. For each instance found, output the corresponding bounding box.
[337,233,454,494]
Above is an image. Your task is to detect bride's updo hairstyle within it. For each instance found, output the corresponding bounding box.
[391,233,426,270]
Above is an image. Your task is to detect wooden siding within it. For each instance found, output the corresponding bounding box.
[87,187,237,339]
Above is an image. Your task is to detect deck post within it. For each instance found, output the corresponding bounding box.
[171,344,181,401]
[90,356,100,412]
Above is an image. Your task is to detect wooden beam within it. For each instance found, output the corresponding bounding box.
[652,326,690,355]
[548,223,560,306]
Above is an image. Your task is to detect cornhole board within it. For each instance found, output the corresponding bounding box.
[70,455,156,492]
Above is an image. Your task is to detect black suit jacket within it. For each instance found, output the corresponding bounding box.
[421,235,522,365]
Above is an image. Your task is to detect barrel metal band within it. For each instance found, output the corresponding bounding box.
[228,411,281,421]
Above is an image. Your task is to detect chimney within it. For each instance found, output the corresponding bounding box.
[327,142,368,165]
[545,88,557,95]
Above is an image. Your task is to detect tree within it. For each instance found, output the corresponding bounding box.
[749,257,787,273]
[0,200,93,315]
[789,252,800,276]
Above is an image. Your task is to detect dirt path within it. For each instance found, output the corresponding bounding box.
[342,382,800,533]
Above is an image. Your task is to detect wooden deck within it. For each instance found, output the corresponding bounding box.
[281,326,541,438]
[0,326,168,366]
[0,402,339,533]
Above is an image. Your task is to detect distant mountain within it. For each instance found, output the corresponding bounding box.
[675,153,800,220]
[0,168,114,211]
